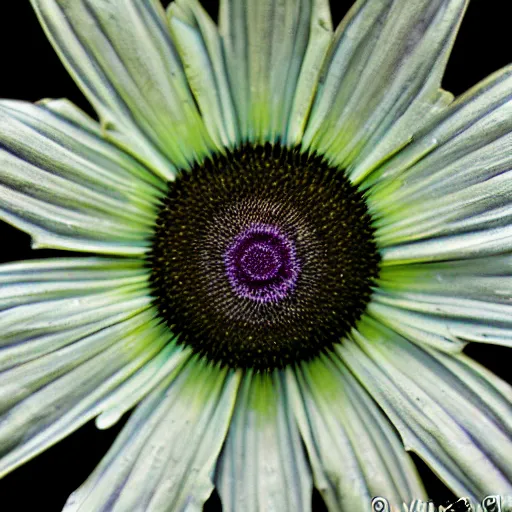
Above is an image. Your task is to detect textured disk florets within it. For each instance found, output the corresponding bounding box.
[148,143,380,370]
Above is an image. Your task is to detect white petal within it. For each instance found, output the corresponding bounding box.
[63,359,240,512]
[288,355,425,511]
[0,100,163,256]
[373,156,512,246]
[371,299,512,350]
[0,257,178,477]
[217,370,312,512]
[95,342,190,431]
[367,68,512,248]
[302,0,465,178]
[30,0,216,178]
[367,66,512,262]
[0,291,150,372]
[0,257,148,309]
[0,307,174,478]
[382,225,512,265]
[168,0,238,147]
[339,317,512,501]
[219,0,333,142]
[367,301,469,353]
[4,99,164,195]
[378,255,512,299]
[285,1,333,146]
[372,254,512,348]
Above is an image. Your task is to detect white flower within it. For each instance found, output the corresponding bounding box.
[0,1,510,511]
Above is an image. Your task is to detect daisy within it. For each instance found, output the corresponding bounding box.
[0,0,511,511]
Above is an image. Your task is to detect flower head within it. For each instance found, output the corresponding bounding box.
[0,0,511,511]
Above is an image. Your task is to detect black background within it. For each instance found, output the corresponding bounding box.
[0,1,510,510]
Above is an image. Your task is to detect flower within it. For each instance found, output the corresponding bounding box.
[0,0,511,510]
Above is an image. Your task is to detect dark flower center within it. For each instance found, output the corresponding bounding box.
[148,143,380,370]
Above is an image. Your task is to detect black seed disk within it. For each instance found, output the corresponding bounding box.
[147,143,380,370]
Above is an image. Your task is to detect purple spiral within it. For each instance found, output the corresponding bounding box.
[224,223,300,303]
